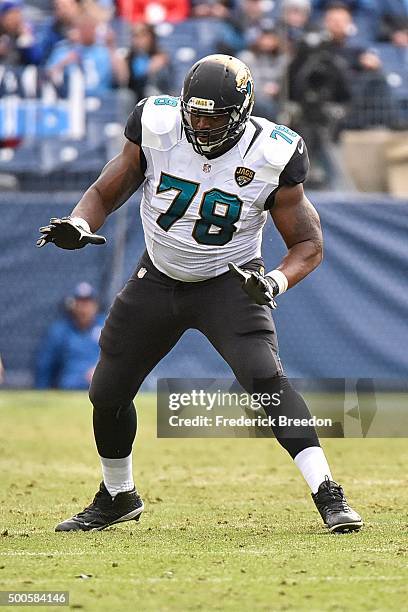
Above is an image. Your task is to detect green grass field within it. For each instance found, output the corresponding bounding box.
[0,392,407,611]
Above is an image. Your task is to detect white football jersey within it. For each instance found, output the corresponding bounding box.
[125,95,308,282]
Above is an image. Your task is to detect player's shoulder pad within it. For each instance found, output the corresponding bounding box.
[252,118,309,186]
[125,95,181,151]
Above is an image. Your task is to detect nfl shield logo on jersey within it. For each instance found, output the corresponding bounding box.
[235,166,255,187]
[202,163,212,173]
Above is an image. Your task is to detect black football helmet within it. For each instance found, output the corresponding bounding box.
[181,54,255,157]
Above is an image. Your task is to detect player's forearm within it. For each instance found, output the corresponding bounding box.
[275,240,323,289]
[70,185,110,233]
[70,146,144,231]
[269,186,323,291]
[71,159,135,232]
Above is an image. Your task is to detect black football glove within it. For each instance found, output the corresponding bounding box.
[36,217,106,250]
[228,262,279,309]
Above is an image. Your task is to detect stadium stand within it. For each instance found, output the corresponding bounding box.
[1,191,407,388]
[1,0,408,387]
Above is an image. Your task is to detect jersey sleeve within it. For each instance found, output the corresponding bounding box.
[124,98,147,174]
[279,138,309,186]
[264,138,309,210]
[124,98,147,145]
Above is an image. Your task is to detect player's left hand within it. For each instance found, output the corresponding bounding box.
[228,262,278,309]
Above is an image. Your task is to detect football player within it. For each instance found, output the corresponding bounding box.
[38,55,362,533]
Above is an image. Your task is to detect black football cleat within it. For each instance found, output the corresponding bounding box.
[312,477,363,533]
[55,482,144,532]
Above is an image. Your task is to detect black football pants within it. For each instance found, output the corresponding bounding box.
[89,251,320,459]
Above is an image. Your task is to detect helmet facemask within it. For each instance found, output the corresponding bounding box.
[181,103,247,156]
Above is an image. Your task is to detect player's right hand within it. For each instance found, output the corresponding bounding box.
[36,217,106,250]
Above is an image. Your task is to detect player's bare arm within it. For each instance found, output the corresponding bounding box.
[270,183,323,288]
[71,140,145,231]
[37,140,145,249]
[230,183,323,309]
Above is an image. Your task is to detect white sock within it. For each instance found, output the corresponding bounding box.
[100,453,134,498]
[294,446,333,494]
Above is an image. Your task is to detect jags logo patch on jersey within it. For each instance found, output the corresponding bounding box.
[235,166,255,187]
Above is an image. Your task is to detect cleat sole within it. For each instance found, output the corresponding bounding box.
[56,503,144,532]
[92,504,144,531]
[329,521,363,533]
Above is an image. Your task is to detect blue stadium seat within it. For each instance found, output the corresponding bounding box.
[374,43,408,99]
[353,11,379,43]
[0,141,42,173]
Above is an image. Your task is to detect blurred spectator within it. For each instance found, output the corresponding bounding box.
[46,14,127,95]
[125,22,170,102]
[288,4,362,111]
[377,0,408,45]
[0,354,4,385]
[191,0,244,54]
[239,27,288,120]
[0,0,42,65]
[278,0,312,45]
[38,0,82,63]
[311,0,375,13]
[117,0,190,24]
[233,0,275,46]
[191,0,230,19]
[35,282,104,390]
[81,0,114,23]
[321,3,382,72]
[288,3,393,185]
[189,1,243,54]
[322,3,397,131]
